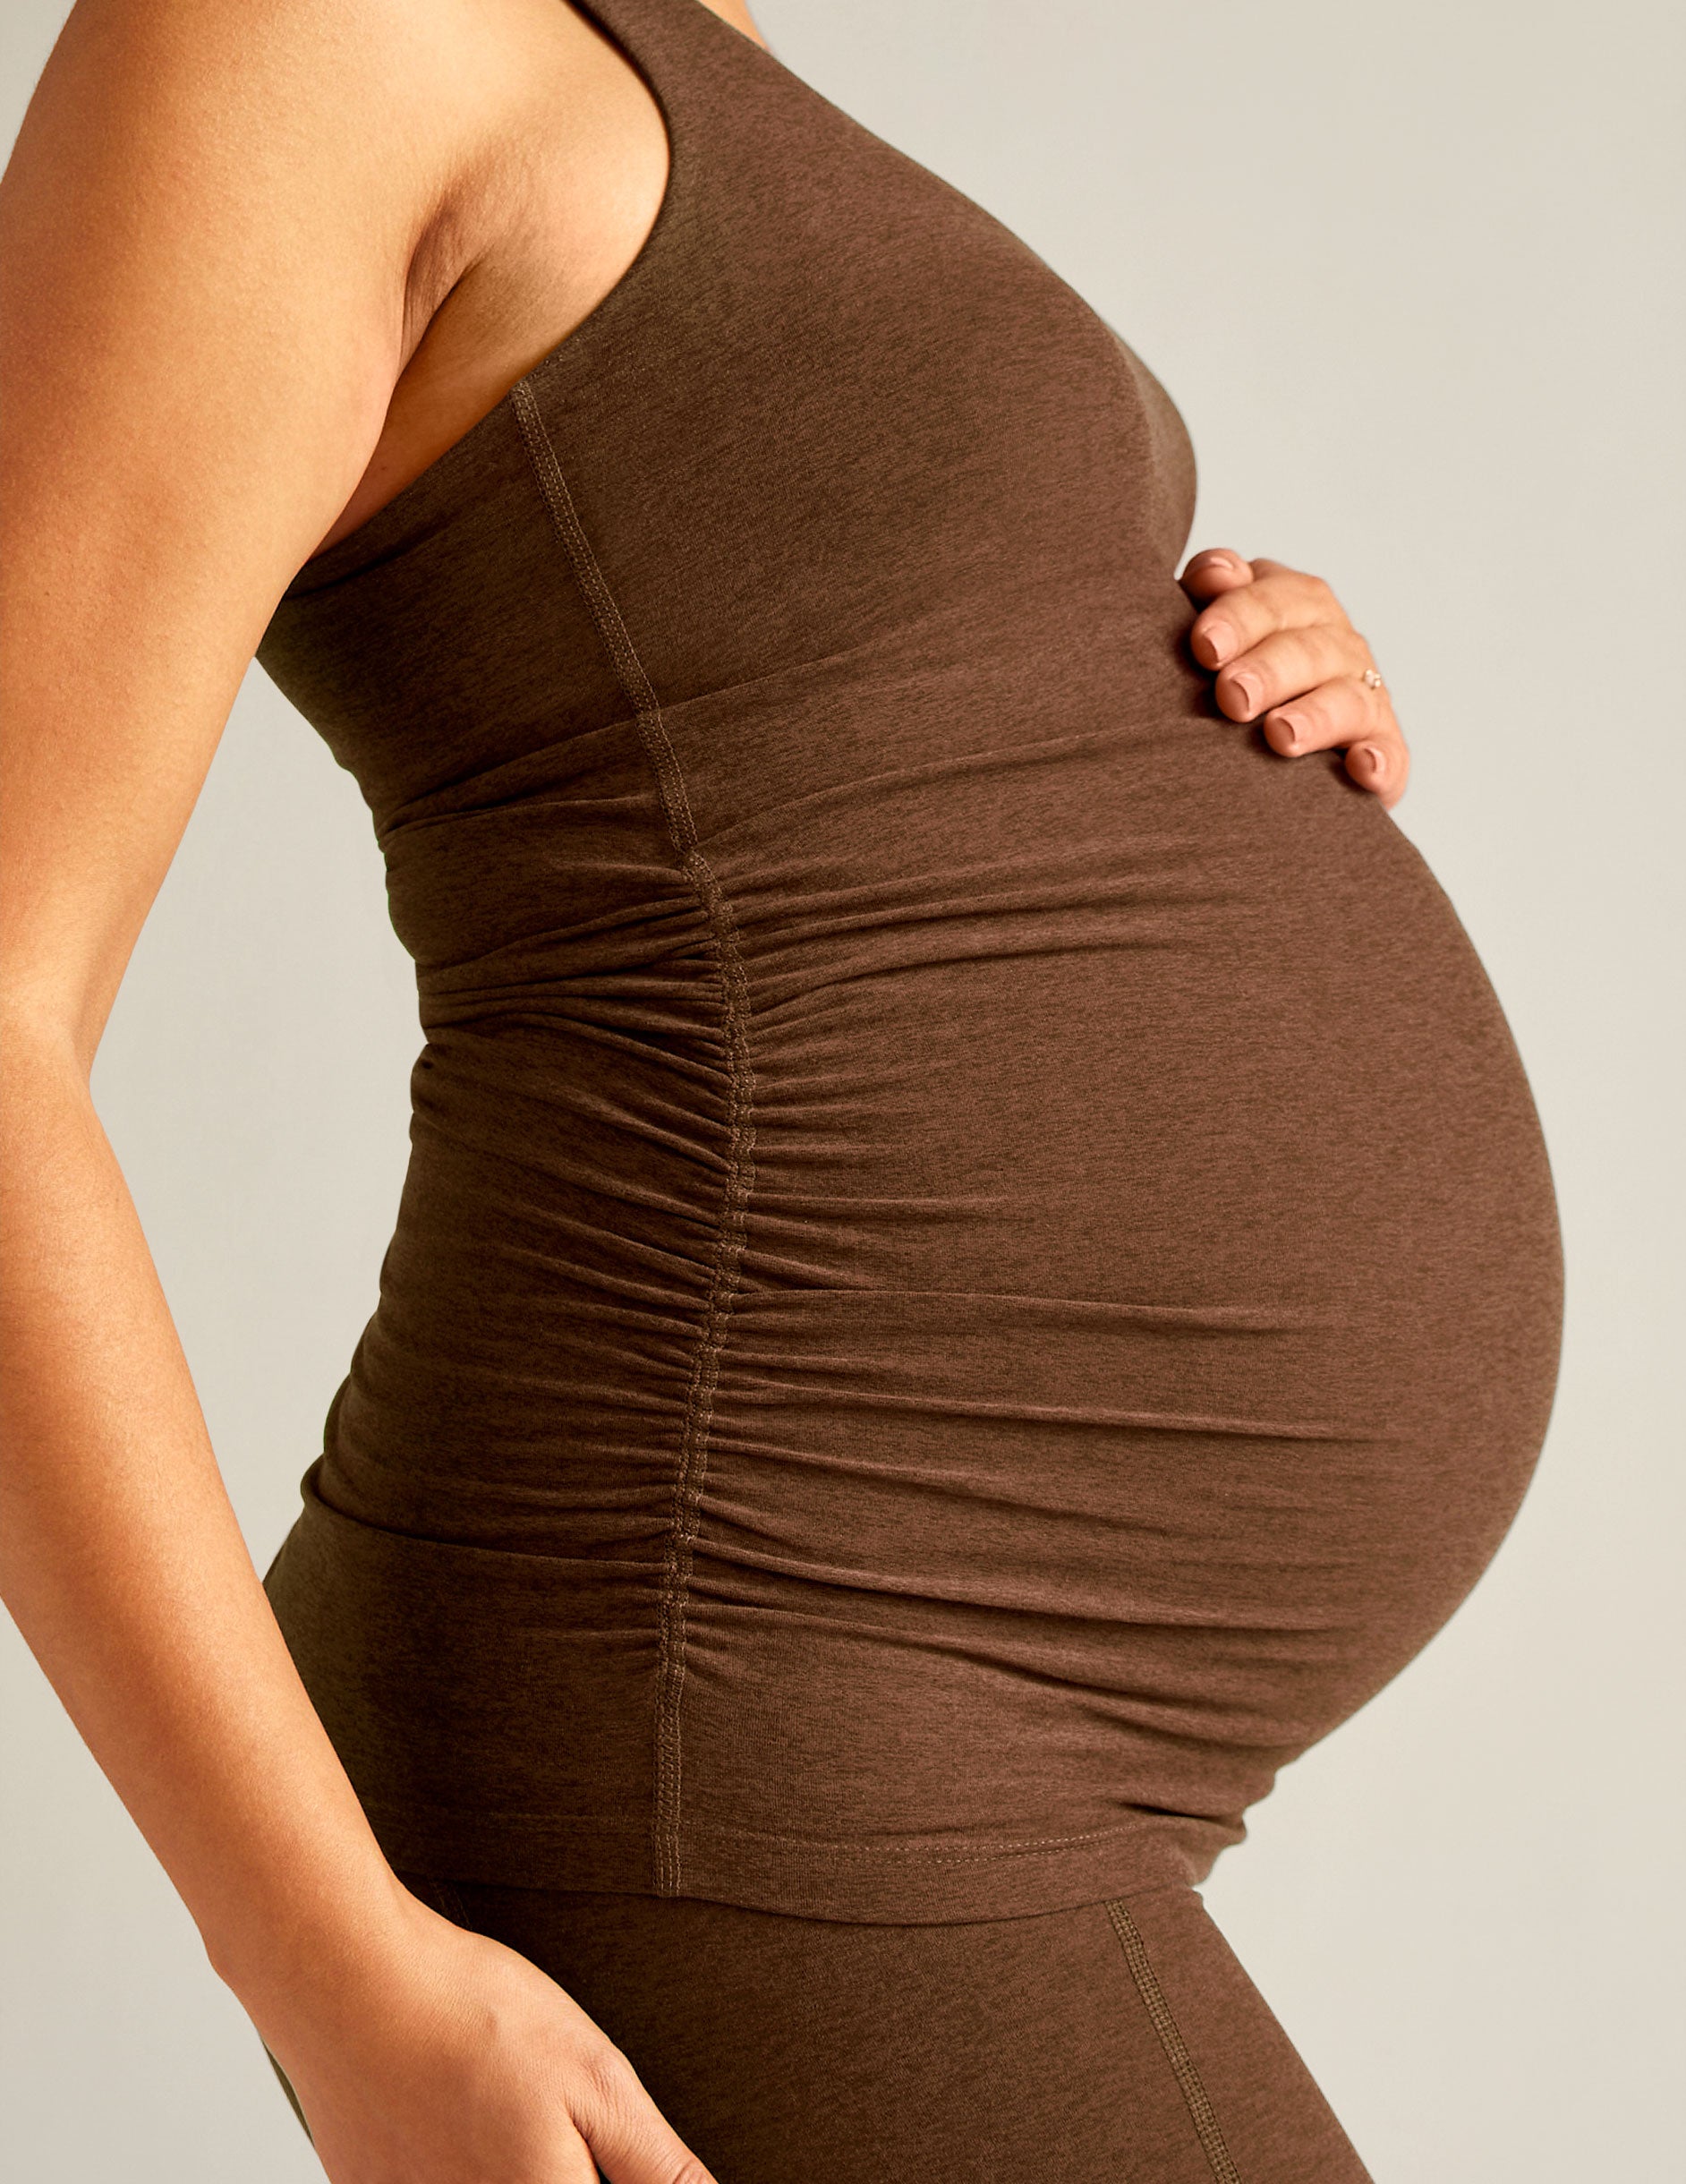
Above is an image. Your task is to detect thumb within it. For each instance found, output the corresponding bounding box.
[573,2043,719,2184]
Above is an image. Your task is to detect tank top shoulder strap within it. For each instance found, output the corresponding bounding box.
[565,0,771,119]
[559,0,786,260]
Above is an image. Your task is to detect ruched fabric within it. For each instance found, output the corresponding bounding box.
[256,0,1562,1922]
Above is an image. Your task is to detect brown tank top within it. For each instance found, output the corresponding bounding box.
[257,0,1562,1922]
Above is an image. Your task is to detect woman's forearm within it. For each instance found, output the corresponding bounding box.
[0,1023,409,2029]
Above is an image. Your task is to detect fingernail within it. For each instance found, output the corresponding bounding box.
[1354,743,1384,779]
[1200,622,1230,666]
[1229,671,1260,717]
[1275,712,1307,752]
[1205,551,1238,574]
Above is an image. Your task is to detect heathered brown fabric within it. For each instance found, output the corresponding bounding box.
[269,1871,1377,2181]
[256,0,1563,1923]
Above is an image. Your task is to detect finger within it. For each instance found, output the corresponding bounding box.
[1262,680,1410,805]
[1189,564,1346,670]
[1261,674,1396,756]
[576,2041,720,2184]
[1213,624,1373,721]
[1344,734,1410,807]
[1179,547,1255,600]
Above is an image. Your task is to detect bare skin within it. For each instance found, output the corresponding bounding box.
[1,2,1402,2178]
[308,0,768,559]
[1181,550,1409,806]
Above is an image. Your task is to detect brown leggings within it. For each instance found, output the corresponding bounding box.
[266,1874,1374,2181]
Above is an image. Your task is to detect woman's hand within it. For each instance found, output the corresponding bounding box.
[1179,550,1409,808]
[256,1884,715,2184]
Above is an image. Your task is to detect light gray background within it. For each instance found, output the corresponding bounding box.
[4,0,1681,2176]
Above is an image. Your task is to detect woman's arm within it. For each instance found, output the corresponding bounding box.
[0,0,432,2001]
[0,4,712,2177]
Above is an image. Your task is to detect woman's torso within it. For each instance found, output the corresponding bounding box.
[257,0,1562,1921]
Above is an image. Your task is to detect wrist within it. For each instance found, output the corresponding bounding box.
[203,1848,426,2035]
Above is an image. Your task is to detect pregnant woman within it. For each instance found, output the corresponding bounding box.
[1,1,1563,2179]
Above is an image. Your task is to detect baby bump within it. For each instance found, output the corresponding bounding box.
[308,699,1563,1889]
[683,749,1564,1860]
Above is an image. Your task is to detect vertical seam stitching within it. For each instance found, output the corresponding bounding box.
[1105,1897,1244,2184]
[511,382,758,1900]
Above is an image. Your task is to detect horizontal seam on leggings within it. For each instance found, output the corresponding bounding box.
[1106,1896,1242,2184]
[511,379,758,1904]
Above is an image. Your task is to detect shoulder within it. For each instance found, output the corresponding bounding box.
[9,0,593,368]
[14,0,533,252]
